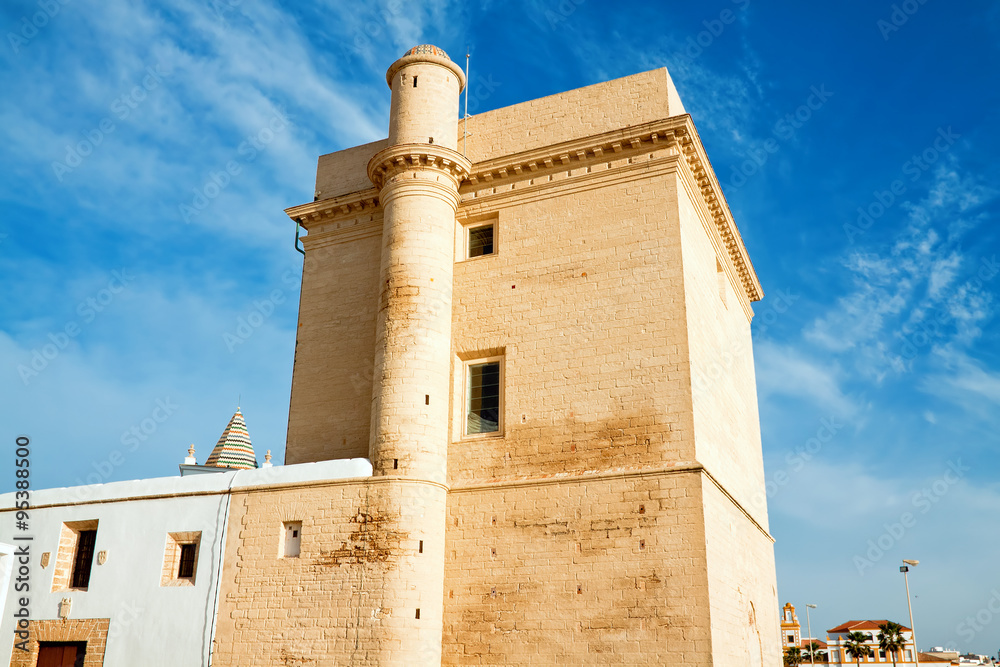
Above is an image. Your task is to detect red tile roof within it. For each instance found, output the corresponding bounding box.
[800,639,828,649]
[827,620,911,633]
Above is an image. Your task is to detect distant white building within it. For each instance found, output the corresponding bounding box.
[826,619,917,665]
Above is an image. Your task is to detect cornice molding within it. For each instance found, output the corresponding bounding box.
[367,143,471,192]
[458,115,763,303]
[286,117,762,303]
[285,189,379,229]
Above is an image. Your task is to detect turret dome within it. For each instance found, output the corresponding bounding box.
[404,44,450,60]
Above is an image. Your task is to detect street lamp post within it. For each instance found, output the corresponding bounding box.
[901,560,920,667]
[806,604,817,665]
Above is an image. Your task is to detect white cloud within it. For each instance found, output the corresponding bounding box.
[755,340,861,419]
[804,162,996,379]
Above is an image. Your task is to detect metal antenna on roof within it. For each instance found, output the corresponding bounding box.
[462,48,471,156]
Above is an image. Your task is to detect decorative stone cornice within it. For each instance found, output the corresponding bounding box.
[367,143,472,192]
[672,120,763,303]
[285,189,379,230]
[287,118,762,304]
[459,115,763,303]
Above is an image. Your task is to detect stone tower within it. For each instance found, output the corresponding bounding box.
[273,45,781,666]
[367,44,470,481]
[364,45,470,665]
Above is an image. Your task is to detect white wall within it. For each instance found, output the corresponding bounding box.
[0,459,371,666]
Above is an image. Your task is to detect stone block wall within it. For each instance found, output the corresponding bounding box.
[212,477,446,666]
[442,469,711,665]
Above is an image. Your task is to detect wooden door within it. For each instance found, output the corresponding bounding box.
[37,643,83,667]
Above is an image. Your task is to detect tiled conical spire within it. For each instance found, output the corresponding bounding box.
[205,407,258,469]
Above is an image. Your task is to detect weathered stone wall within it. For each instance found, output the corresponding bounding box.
[676,167,768,526]
[701,478,782,667]
[10,619,109,667]
[442,469,711,665]
[448,170,695,486]
[281,62,778,666]
[312,68,686,202]
[285,219,382,464]
[212,477,447,666]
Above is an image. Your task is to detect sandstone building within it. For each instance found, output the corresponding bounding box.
[1,45,779,665]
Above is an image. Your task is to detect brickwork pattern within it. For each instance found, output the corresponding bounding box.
[449,174,694,487]
[159,531,201,587]
[676,173,769,524]
[313,68,685,202]
[442,471,711,665]
[278,60,781,666]
[701,480,781,666]
[212,478,447,667]
[10,618,109,667]
[50,520,98,592]
[285,229,382,464]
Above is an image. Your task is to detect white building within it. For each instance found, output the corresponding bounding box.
[0,422,369,666]
[826,619,917,665]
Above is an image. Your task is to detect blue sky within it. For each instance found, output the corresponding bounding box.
[2,0,999,655]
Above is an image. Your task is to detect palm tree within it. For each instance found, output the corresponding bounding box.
[784,646,803,667]
[878,621,907,666]
[803,640,824,663]
[844,631,873,666]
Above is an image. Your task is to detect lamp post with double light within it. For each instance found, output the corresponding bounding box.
[805,603,817,665]
[901,559,920,667]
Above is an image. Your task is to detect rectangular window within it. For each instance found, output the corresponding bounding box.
[466,359,502,435]
[161,531,201,586]
[467,223,495,258]
[177,544,197,578]
[52,520,99,592]
[70,530,97,589]
[282,522,302,558]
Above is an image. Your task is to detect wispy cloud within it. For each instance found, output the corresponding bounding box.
[755,339,862,419]
[804,160,996,380]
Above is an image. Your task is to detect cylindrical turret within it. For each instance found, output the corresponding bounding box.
[364,45,470,666]
[386,44,465,150]
[368,45,470,481]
